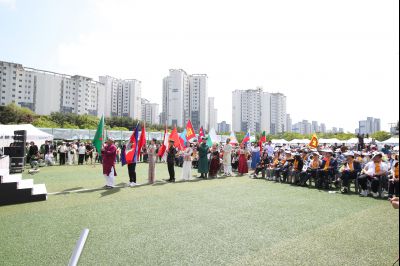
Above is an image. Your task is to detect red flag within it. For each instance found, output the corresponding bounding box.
[158,124,168,157]
[199,127,205,140]
[259,131,267,151]
[137,123,147,156]
[169,127,182,150]
[186,120,196,141]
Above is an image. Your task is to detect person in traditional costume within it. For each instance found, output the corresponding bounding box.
[209,144,221,178]
[340,152,362,193]
[102,138,118,189]
[198,137,210,179]
[181,142,194,181]
[148,138,157,184]
[251,143,261,170]
[238,144,249,176]
[223,139,233,176]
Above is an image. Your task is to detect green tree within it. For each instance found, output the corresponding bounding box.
[32,117,60,128]
[0,103,37,124]
[372,131,391,142]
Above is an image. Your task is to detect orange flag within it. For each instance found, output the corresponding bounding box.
[186,120,196,141]
[309,134,319,149]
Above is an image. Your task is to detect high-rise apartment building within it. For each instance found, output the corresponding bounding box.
[233,88,267,133]
[141,98,160,125]
[99,76,142,119]
[232,88,286,134]
[357,117,381,135]
[161,69,209,130]
[0,61,104,116]
[208,97,218,131]
[270,93,287,135]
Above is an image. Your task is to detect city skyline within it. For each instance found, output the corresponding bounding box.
[0,0,399,132]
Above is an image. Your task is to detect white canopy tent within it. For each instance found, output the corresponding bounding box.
[319,138,343,144]
[381,137,399,145]
[289,139,309,144]
[0,124,54,147]
[271,139,289,144]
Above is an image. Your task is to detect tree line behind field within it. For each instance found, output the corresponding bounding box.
[0,103,396,142]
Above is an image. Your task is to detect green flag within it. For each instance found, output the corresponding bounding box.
[93,115,105,152]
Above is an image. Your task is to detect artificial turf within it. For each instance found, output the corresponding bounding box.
[0,164,398,266]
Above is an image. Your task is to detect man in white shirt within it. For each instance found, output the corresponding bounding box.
[223,139,233,176]
[264,141,274,158]
[78,143,86,165]
[358,152,389,197]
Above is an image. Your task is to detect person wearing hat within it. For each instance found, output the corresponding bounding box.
[148,138,158,184]
[181,141,194,181]
[275,151,292,183]
[289,153,304,185]
[317,149,338,189]
[101,138,118,189]
[198,137,210,179]
[166,140,177,182]
[339,152,362,193]
[299,151,320,187]
[358,152,389,197]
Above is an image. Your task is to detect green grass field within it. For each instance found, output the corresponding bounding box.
[0,164,398,266]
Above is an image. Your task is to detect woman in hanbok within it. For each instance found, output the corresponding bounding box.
[238,144,249,176]
[148,139,157,184]
[251,143,261,170]
[181,142,193,181]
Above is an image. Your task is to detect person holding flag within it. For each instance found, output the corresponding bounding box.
[126,124,139,187]
[166,139,177,182]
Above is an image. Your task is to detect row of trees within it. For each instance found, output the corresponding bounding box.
[0,104,395,142]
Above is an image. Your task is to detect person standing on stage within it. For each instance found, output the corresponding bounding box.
[102,138,118,189]
[166,140,177,182]
[223,139,233,176]
[198,137,210,179]
[148,139,157,184]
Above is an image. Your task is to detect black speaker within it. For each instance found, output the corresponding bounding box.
[13,130,27,147]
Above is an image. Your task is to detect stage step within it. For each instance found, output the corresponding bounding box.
[32,184,47,195]
[0,156,47,206]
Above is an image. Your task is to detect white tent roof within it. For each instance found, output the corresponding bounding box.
[319,138,343,144]
[0,124,53,147]
[271,139,289,144]
[289,139,309,144]
[382,137,399,145]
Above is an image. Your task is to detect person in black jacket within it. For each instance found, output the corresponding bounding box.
[317,149,338,189]
[27,141,39,164]
[166,140,177,182]
[289,153,304,185]
[340,152,362,193]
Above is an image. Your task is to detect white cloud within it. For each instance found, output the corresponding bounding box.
[0,0,16,9]
[56,0,399,131]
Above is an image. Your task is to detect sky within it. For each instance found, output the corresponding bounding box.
[0,0,398,132]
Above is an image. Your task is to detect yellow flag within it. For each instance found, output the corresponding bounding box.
[309,134,319,149]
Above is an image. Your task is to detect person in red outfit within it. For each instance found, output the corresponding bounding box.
[102,138,118,189]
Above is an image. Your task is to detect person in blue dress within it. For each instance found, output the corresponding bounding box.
[251,142,261,170]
